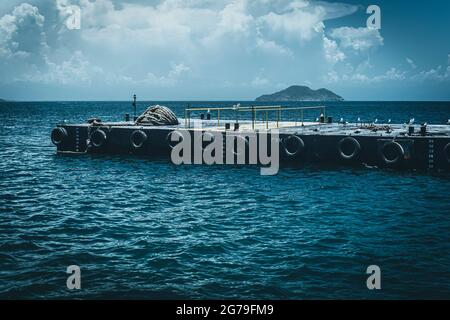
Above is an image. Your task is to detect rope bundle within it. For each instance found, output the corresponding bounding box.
[135,105,179,126]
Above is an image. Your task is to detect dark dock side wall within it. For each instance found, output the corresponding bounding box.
[51,123,450,171]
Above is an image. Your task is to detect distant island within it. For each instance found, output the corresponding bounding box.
[0,98,6,102]
[255,85,344,102]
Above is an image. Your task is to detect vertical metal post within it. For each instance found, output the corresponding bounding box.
[186,104,190,128]
[277,106,280,128]
[132,94,137,121]
[252,106,255,130]
[218,109,220,127]
[266,111,268,129]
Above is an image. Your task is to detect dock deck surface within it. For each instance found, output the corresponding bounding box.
[64,119,450,138]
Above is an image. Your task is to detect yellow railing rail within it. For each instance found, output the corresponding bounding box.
[184,105,327,129]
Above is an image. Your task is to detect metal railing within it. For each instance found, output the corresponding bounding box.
[184,105,326,129]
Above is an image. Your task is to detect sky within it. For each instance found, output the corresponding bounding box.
[0,0,449,101]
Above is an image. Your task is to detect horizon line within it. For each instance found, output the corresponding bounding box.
[2,99,450,103]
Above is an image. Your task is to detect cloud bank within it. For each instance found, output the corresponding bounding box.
[0,0,449,100]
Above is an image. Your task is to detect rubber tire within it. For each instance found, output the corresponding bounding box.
[444,143,450,164]
[166,131,184,149]
[130,130,148,149]
[91,129,107,148]
[282,135,305,158]
[380,141,404,165]
[51,127,68,145]
[337,137,361,160]
[232,135,249,157]
[202,132,216,150]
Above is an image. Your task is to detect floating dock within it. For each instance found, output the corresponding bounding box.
[51,105,450,171]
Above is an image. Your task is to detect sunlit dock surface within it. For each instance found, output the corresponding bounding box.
[64,119,450,137]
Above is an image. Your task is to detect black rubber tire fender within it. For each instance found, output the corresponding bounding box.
[282,135,305,157]
[91,129,107,148]
[337,136,361,160]
[166,130,184,149]
[202,132,216,150]
[232,135,249,157]
[130,130,148,149]
[380,141,405,165]
[443,142,450,164]
[51,127,68,145]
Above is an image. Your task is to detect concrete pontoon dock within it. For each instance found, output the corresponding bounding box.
[51,105,450,171]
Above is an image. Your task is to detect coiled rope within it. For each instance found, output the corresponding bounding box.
[135,105,179,126]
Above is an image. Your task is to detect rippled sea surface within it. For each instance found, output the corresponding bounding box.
[1,101,449,299]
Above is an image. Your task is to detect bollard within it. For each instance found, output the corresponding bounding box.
[420,124,427,136]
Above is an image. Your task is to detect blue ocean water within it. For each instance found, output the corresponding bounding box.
[0,101,449,299]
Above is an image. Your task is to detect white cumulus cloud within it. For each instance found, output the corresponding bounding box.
[323,35,345,64]
[329,27,384,51]
[0,0,364,99]
[0,3,46,58]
